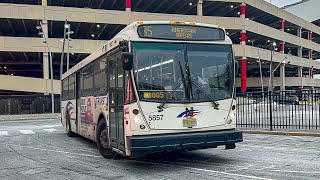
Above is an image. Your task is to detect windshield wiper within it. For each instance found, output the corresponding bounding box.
[190,81,220,109]
[186,60,193,100]
[157,61,188,111]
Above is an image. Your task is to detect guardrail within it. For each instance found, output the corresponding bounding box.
[236,90,320,131]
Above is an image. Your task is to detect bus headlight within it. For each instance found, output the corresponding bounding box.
[230,113,236,119]
[134,117,141,124]
[227,119,232,124]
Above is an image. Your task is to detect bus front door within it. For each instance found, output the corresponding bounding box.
[108,52,125,151]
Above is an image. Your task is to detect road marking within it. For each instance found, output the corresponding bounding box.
[1,143,101,158]
[138,160,273,180]
[41,125,61,128]
[19,130,35,134]
[0,131,8,136]
[43,128,58,133]
[239,144,320,153]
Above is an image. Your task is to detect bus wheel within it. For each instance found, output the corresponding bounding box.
[96,119,117,159]
[66,113,76,137]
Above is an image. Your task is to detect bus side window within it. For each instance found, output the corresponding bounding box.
[93,57,107,95]
[69,74,75,99]
[62,78,69,100]
[83,64,93,96]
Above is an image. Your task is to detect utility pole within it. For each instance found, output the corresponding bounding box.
[37,22,54,114]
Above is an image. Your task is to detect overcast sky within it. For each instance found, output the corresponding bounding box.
[265,0,301,7]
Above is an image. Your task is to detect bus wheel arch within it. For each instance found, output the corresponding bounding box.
[96,118,118,159]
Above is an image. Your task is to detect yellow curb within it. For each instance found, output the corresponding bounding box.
[241,130,320,137]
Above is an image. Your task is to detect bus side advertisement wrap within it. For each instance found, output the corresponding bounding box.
[80,97,93,123]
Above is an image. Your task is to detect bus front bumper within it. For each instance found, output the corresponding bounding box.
[129,129,243,156]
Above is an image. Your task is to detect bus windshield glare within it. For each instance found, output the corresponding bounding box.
[132,42,234,103]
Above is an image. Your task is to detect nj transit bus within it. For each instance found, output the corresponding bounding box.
[61,21,243,158]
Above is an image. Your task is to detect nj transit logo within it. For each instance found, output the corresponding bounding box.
[177,109,200,118]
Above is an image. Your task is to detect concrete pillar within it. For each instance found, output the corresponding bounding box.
[125,0,131,12]
[308,32,313,78]
[279,20,285,91]
[197,0,203,16]
[298,67,303,90]
[42,0,47,6]
[280,65,285,91]
[297,27,303,57]
[297,47,303,57]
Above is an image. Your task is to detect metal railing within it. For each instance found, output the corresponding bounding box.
[0,95,60,115]
[236,90,320,131]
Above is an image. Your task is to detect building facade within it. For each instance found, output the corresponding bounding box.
[1,0,320,95]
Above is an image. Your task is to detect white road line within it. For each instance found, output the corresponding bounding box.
[19,130,35,134]
[0,131,8,136]
[41,125,61,128]
[43,128,58,133]
[138,160,273,180]
[1,143,101,158]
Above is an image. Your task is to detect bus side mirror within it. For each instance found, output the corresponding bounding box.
[121,52,133,71]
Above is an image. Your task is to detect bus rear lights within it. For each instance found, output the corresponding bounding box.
[133,109,139,115]
[125,121,128,125]
[140,124,146,130]
[232,105,236,110]
[227,119,232,124]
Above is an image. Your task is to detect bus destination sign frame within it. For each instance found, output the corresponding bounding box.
[137,24,225,41]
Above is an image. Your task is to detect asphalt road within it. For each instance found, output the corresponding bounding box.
[0,119,320,180]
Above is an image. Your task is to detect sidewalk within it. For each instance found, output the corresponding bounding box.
[0,113,61,121]
[241,129,320,137]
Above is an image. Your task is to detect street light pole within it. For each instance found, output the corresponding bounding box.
[272,50,292,74]
[60,19,67,79]
[256,49,264,93]
[268,42,276,92]
[37,22,54,114]
[66,24,74,71]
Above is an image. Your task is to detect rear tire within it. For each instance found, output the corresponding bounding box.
[66,112,76,137]
[96,119,117,159]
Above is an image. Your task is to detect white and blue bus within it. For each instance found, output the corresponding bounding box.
[61,21,242,158]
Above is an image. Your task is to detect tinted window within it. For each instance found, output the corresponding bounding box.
[83,64,93,95]
[94,57,107,94]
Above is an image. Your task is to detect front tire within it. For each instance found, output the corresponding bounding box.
[96,119,117,159]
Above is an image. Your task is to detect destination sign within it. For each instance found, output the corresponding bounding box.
[137,24,225,41]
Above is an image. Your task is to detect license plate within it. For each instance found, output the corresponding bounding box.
[183,118,197,127]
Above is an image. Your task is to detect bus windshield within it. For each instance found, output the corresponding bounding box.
[132,42,234,103]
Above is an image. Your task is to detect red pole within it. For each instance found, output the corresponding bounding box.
[125,0,131,9]
[240,59,247,93]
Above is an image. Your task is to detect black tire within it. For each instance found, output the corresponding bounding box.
[66,112,76,137]
[96,119,118,159]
